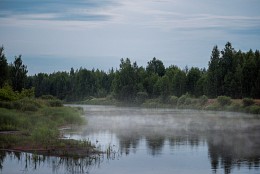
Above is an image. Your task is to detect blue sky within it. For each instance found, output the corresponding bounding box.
[0,0,260,75]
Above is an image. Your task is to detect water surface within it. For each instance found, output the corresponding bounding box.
[1,105,260,174]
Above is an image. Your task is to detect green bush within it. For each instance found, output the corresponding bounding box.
[169,96,178,105]
[19,88,35,99]
[142,98,161,108]
[184,97,192,105]
[40,95,56,100]
[242,98,255,107]
[226,103,241,112]
[199,95,208,106]
[248,105,260,114]
[217,96,231,106]
[47,99,63,107]
[177,94,187,106]
[135,92,148,104]
[13,98,42,111]
[0,85,18,101]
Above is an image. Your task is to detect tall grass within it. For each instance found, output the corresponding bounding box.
[0,98,84,148]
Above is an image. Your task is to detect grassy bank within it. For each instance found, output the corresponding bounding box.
[77,95,260,115]
[0,97,98,157]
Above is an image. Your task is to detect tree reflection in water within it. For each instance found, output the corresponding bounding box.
[2,106,260,174]
[0,151,105,174]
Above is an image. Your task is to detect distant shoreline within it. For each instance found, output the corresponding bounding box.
[76,96,260,115]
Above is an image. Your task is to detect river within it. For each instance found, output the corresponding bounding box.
[1,105,260,174]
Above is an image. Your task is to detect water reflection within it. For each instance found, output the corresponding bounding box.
[208,130,260,174]
[0,151,105,174]
[78,105,260,174]
[1,105,260,174]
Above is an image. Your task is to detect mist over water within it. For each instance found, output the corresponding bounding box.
[66,105,260,174]
[1,105,260,174]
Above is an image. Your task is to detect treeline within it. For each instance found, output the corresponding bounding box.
[0,42,260,103]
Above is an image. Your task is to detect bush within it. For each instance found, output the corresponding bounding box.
[47,99,63,107]
[226,103,241,112]
[13,98,42,111]
[248,105,260,114]
[0,84,18,101]
[217,96,231,106]
[135,92,148,104]
[142,98,161,108]
[177,94,192,106]
[40,95,56,100]
[169,96,178,106]
[177,94,187,106]
[199,95,208,106]
[184,97,192,105]
[242,98,255,107]
[19,88,35,99]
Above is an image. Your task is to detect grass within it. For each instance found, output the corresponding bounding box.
[0,98,98,157]
[77,95,260,115]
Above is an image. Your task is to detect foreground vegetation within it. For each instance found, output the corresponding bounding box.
[0,89,98,157]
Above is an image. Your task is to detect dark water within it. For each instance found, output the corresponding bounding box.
[1,105,260,174]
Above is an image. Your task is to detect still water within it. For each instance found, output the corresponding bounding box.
[1,105,260,174]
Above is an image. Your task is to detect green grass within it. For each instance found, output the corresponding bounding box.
[76,95,260,115]
[0,98,86,153]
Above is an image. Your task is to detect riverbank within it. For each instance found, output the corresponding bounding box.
[0,98,99,158]
[78,95,260,115]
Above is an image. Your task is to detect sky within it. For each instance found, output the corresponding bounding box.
[0,0,260,75]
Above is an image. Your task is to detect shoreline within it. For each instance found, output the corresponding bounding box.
[75,97,260,115]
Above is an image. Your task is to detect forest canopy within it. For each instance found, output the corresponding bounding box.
[0,42,260,102]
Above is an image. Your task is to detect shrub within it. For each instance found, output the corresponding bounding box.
[13,98,42,111]
[184,97,192,105]
[169,96,178,106]
[242,98,255,107]
[217,96,231,106]
[199,95,208,106]
[135,92,148,104]
[40,95,56,100]
[0,84,18,101]
[47,99,63,107]
[226,103,241,112]
[177,94,192,106]
[19,88,35,99]
[248,105,260,114]
[177,94,187,106]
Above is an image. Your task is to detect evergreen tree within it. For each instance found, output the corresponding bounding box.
[186,67,201,96]
[0,46,8,87]
[146,57,165,77]
[207,45,220,98]
[10,55,28,92]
